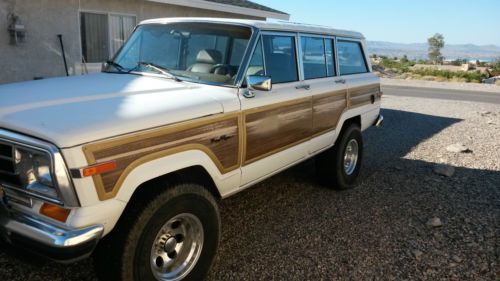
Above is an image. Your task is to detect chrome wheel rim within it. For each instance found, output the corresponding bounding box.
[343,139,359,176]
[150,213,204,281]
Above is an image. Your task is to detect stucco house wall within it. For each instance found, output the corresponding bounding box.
[0,0,266,84]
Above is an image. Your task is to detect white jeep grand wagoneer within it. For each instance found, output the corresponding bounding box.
[0,18,382,280]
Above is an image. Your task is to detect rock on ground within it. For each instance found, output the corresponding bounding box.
[446,143,471,153]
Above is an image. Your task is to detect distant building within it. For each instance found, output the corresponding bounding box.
[0,0,288,84]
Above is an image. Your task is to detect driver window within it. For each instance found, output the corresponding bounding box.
[245,38,265,77]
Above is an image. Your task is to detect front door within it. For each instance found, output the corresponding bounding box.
[239,32,313,186]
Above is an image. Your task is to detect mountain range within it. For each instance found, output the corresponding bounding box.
[366,41,500,62]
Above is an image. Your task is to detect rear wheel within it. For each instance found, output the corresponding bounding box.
[94,183,220,281]
[316,123,363,189]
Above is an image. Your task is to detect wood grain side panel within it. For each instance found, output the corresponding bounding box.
[244,98,312,164]
[312,90,347,135]
[83,114,240,200]
[349,84,381,107]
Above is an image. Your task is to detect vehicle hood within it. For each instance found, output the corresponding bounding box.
[0,73,224,148]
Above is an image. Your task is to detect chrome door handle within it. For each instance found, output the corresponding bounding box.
[295,84,311,90]
[335,79,346,84]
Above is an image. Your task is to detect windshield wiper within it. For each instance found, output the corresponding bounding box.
[104,60,127,73]
[134,61,181,81]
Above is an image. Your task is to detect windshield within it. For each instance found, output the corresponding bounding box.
[108,22,252,86]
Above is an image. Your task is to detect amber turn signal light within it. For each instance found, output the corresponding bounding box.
[82,161,117,177]
[40,203,71,223]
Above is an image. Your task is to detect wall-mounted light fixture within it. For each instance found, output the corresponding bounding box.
[8,13,27,45]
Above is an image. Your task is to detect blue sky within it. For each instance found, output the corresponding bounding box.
[256,0,500,46]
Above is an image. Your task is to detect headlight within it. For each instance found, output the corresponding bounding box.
[1,129,79,207]
[14,147,58,198]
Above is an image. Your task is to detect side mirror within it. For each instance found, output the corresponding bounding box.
[247,75,272,91]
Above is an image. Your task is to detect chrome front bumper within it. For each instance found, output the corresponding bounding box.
[0,204,103,263]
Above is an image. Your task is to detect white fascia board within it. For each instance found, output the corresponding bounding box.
[145,0,290,20]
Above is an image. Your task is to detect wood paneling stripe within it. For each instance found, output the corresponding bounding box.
[83,83,376,201]
[312,90,347,135]
[244,97,312,164]
[83,113,241,200]
[349,84,381,107]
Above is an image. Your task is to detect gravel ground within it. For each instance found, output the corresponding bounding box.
[1,94,499,280]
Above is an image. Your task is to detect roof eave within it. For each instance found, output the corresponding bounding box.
[145,0,290,20]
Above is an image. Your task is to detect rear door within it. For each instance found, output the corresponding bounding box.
[298,34,348,153]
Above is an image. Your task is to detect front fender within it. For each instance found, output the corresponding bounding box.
[115,149,241,203]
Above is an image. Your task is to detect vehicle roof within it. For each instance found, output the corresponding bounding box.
[139,17,365,39]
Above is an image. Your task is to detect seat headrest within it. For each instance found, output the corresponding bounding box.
[196,49,222,64]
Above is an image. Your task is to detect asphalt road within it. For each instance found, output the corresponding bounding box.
[383,85,500,104]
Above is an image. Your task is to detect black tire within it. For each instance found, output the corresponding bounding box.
[316,123,363,189]
[93,182,220,281]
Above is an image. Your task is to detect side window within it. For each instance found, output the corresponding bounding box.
[301,36,327,79]
[325,39,336,77]
[337,40,368,75]
[262,34,299,84]
[245,38,265,77]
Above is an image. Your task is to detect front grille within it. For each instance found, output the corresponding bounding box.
[0,141,21,187]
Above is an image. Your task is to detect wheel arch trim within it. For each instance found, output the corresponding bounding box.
[114,149,237,203]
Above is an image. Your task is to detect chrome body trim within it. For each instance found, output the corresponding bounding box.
[0,205,103,262]
[247,75,272,92]
[374,114,384,127]
[2,184,63,206]
[0,207,103,247]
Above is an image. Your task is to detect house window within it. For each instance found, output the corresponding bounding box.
[80,12,136,63]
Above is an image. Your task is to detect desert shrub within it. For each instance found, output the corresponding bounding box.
[378,58,414,72]
[422,76,436,81]
[450,77,467,83]
[450,59,467,66]
[397,73,410,79]
[490,59,500,76]
[411,68,486,83]
[491,66,500,77]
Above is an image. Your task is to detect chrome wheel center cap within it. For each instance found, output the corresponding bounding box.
[164,237,177,253]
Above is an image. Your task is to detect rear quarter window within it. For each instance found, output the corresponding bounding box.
[337,40,368,75]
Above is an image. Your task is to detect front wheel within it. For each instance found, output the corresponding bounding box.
[94,183,220,281]
[316,123,363,189]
